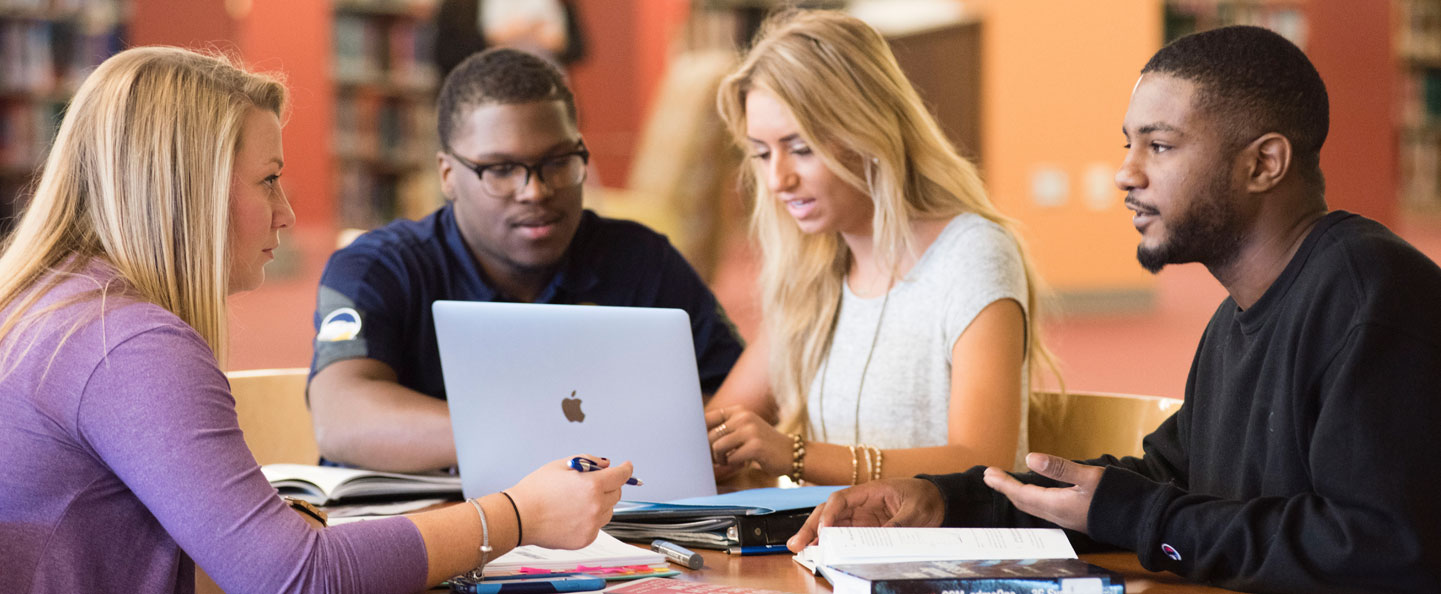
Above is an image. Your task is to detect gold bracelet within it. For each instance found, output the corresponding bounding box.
[848,444,859,485]
[787,433,807,484]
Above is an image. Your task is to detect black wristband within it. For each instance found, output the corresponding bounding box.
[500,491,522,547]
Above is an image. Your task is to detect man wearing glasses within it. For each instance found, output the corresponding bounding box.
[308,48,744,472]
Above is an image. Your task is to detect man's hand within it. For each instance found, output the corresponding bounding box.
[982,452,1102,534]
[786,478,946,552]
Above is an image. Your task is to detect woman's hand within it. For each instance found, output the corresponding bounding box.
[505,454,633,550]
[706,407,793,477]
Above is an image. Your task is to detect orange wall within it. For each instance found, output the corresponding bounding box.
[1306,0,1396,225]
[634,0,690,139]
[569,0,687,187]
[130,0,235,51]
[979,0,1162,295]
[235,1,334,227]
[131,0,333,228]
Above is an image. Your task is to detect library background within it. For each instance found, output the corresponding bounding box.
[2,0,1438,399]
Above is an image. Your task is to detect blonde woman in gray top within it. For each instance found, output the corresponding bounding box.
[705,10,1059,485]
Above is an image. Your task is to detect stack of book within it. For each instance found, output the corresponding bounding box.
[799,527,1123,594]
[606,486,842,552]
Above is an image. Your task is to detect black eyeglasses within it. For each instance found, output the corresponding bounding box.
[448,141,590,197]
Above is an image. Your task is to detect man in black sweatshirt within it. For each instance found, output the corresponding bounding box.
[787,25,1441,594]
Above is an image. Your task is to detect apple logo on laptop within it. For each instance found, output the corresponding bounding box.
[562,390,585,422]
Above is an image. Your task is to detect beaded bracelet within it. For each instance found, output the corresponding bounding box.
[860,446,874,483]
[864,444,876,481]
[787,433,807,484]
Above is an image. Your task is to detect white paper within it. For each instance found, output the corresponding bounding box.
[484,530,664,575]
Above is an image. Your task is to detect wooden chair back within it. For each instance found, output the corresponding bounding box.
[226,368,318,466]
[1027,390,1182,461]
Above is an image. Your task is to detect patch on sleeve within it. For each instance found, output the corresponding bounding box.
[317,307,363,342]
[1161,543,1182,561]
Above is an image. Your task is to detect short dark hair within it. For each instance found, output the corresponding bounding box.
[1143,25,1328,190]
[436,48,577,151]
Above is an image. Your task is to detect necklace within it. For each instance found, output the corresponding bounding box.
[816,283,891,444]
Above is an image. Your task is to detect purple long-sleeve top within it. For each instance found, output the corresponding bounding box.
[0,263,430,593]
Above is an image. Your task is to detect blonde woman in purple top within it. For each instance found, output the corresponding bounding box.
[0,46,632,594]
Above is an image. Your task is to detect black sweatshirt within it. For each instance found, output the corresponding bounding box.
[921,212,1441,594]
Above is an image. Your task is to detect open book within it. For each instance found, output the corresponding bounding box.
[800,528,1094,594]
[261,463,462,506]
[796,527,1077,572]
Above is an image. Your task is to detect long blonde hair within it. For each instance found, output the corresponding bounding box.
[0,46,286,369]
[717,10,1060,434]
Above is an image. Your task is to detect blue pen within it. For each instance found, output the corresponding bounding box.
[449,573,606,594]
[568,456,643,486]
[725,544,790,556]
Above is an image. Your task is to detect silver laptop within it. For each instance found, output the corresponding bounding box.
[433,300,718,502]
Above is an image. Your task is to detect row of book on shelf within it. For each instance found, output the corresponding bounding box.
[335,161,440,228]
[1398,67,1441,130]
[333,92,435,166]
[1164,0,1307,48]
[0,100,61,170]
[1398,0,1441,62]
[1395,0,1441,212]
[0,16,124,95]
[0,0,117,14]
[333,12,438,90]
[263,463,1126,593]
[1401,132,1441,211]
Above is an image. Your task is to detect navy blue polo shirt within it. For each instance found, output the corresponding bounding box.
[310,204,743,400]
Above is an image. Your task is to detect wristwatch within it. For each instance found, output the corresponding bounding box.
[283,497,328,527]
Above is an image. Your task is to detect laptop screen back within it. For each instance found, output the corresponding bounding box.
[433,300,718,502]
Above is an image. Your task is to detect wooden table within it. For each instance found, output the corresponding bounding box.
[687,470,1239,592]
[414,471,1239,593]
[661,547,1241,594]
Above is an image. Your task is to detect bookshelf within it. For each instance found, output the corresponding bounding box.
[1397,0,1441,213]
[332,0,441,230]
[1164,0,1308,45]
[0,0,127,233]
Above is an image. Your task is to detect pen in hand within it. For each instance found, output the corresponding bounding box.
[568,456,643,486]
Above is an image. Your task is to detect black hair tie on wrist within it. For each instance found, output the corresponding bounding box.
[499,491,522,547]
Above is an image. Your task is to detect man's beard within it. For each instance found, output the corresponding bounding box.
[1136,171,1244,273]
